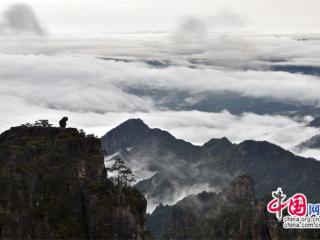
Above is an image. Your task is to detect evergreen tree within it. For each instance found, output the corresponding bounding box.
[107,157,136,187]
[34,120,52,127]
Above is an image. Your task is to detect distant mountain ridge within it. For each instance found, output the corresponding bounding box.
[102,119,320,209]
[126,87,320,116]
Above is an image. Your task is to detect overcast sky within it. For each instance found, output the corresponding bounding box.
[0,0,320,34]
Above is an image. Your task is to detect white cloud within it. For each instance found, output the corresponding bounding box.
[0,34,319,160]
[0,53,155,113]
[1,0,320,34]
[146,183,218,213]
[2,106,317,157]
[1,38,320,116]
[0,3,46,35]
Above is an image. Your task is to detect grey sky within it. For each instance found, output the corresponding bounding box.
[0,0,320,34]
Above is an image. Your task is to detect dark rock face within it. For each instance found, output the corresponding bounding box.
[309,117,320,128]
[102,119,320,207]
[0,126,147,239]
[102,118,197,159]
[297,135,320,150]
[147,175,320,240]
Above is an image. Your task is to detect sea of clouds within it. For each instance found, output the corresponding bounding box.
[0,4,319,160]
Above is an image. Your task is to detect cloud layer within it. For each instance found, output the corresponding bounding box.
[1,46,320,114]
[0,33,320,160]
[0,4,45,35]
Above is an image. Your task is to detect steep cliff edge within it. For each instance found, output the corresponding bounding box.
[0,126,147,239]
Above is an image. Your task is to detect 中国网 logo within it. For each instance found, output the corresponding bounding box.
[267,188,320,229]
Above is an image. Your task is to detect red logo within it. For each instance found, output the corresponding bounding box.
[267,188,307,221]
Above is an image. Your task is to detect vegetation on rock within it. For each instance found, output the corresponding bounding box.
[0,123,147,239]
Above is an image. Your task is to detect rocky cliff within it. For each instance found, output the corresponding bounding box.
[147,175,320,240]
[0,126,147,239]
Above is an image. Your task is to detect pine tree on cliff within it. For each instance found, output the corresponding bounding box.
[108,157,136,187]
[121,168,136,187]
[34,120,52,127]
[21,119,52,127]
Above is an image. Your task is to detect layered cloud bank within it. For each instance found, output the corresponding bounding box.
[1,49,320,113]
[0,33,320,159]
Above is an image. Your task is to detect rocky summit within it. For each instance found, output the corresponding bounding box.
[0,126,147,239]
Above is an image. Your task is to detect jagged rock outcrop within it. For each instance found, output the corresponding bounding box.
[0,126,147,239]
[147,175,320,240]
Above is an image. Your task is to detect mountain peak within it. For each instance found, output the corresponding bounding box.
[116,118,149,130]
[239,140,285,152]
[202,137,232,148]
[201,137,233,156]
[102,118,151,154]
